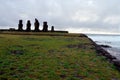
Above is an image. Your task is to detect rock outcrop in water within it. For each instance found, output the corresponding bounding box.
[99,45,111,48]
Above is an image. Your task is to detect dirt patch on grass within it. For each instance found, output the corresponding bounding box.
[23,37,47,41]
[48,50,55,53]
[59,74,67,78]
[8,45,23,48]
[26,44,41,49]
[48,49,65,54]
[0,70,5,75]
[10,50,24,55]
[0,36,4,38]
[7,45,25,55]
[66,43,94,49]
[27,44,39,47]
[74,75,86,79]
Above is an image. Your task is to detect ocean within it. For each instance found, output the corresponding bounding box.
[87,34,120,60]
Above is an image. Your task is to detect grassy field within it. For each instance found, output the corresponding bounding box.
[0,33,120,80]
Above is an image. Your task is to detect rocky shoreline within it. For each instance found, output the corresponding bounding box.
[87,36,120,71]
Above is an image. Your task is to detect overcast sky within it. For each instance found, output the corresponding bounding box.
[0,0,120,34]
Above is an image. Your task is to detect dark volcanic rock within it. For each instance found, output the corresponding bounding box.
[95,45,116,60]
[113,60,120,67]
[104,54,116,60]
[88,37,120,71]
[99,45,111,48]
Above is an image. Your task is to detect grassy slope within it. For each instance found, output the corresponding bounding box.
[0,33,120,80]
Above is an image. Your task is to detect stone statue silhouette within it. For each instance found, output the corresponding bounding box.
[26,20,31,31]
[18,20,23,31]
[34,18,40,32]
[42,22,48,32]
[51,26,54,32]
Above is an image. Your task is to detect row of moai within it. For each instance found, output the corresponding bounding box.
[18,18,54,32]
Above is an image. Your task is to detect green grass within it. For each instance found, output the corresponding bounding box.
[0,33,120,80]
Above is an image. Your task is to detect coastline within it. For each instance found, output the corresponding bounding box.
[103,47,120,60]
[87,36,120,71]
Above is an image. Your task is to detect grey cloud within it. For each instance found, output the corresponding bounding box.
[0,0,120,33]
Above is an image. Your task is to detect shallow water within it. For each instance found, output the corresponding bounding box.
[87,34,120,60]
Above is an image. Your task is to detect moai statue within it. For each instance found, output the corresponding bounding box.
[26,20,31,31]
[42,22,48,32]
[34,18,40,32]
[51,26,54,32]
[18,20,23,31]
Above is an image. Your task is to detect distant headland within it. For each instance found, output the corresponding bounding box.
[0,18,68,33]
